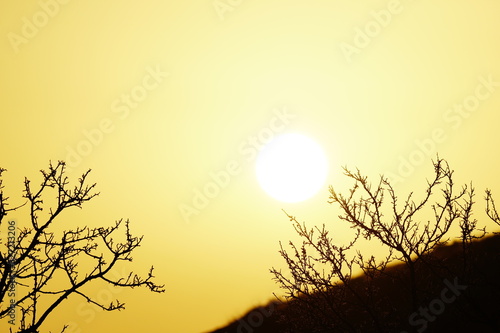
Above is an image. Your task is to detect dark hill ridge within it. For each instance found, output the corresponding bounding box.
[208,234,500,333]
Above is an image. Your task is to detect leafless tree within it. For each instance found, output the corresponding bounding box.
[0,161,164,333]
[486,189,500,232]
[271,157,493,332]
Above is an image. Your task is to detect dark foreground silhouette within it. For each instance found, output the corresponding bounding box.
[208,234,500,333]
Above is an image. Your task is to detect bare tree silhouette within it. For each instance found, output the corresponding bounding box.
[271,157,497,332]
[0,161,164,333]
[486,189,500,232]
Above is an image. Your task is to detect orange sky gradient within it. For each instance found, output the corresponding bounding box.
[1,1,500,332]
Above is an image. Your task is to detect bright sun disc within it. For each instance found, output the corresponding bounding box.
[256,133,328,203]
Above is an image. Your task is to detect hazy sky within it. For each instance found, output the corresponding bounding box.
[1,1,500,332]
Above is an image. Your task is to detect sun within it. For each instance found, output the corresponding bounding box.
[256,133,328,203]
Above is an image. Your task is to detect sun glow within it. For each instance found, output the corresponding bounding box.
[256,133,328,203]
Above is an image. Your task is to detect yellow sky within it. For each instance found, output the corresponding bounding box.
[1,1,500,332]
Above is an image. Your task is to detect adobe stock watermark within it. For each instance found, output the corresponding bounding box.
[232,287,282,333]
[7,0,73,54]
[234,301,277,333]
[386,74,499,184]
[339,0,414,64]
[213,0,244,21]
[6,220,18,327]
[62,267,128,333]
[64,65,169,172]
[401,277,467,333]
[178,107,296,224]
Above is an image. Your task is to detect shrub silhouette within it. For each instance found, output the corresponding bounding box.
[0,162,164,333]
[210,236,500,333]
[269,157,499,332]
[211,158,500,333]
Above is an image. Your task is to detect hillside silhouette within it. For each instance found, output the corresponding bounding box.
[208,234,500,333]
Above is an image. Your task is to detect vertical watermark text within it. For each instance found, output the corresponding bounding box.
[7,220,18,326]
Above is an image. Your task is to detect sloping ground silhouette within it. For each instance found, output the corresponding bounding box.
[208,234,500,333]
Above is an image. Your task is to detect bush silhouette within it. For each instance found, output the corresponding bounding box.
[211,158,500,333]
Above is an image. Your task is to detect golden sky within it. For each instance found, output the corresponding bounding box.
[1,1,500,332]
